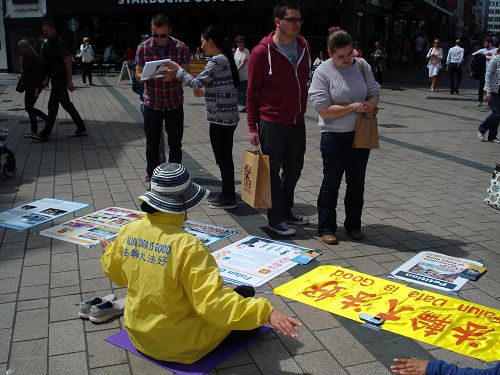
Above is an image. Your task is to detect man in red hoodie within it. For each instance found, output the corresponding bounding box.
[246,0,311,236]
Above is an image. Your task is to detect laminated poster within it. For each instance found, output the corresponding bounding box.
[212,235,322,287]
[390,251,485,292]
[41,207,236,247]
[0,198,89,231]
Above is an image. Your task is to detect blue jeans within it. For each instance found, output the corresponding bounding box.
[317,131,370,236]
[478,93,500,141]
[143,105,183,176]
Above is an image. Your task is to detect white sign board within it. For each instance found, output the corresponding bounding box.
[5,0,47,18]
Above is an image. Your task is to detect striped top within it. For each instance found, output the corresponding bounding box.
[176,54,239,126]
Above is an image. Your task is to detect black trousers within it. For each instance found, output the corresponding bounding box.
[448,63,462,92]
[209,123,237,199]
[39,79,86,140]
[24,88,48,133]
[143,105,184,176]
[317,131,370,235]
[82,62,93,84]
[258,120,306,225]
[479,75,486,103]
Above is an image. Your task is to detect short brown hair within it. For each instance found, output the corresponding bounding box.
[151,14,171,28]
[235,35,245,43]
[327,30,352,52]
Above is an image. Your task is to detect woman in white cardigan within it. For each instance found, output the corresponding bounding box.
[426,39,443,92]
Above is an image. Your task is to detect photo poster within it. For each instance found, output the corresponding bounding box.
[390,251,485,292]
[183,220,237,247]
[40,207,145,247]
[0,198,89,231]
[40,207,237,248]
[212,235,322,287]
[140,59,171,80]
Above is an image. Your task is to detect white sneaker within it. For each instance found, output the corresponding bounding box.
[478,131,487,142]
[492,137,500,144]
[79,293,116,319]
[268,222,296,236]
[89,298,126,323]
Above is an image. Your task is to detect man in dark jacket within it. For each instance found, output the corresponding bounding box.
[246,0,310,236]
[33,20,87,142]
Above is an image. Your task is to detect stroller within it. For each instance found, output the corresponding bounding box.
[0,128,16,177]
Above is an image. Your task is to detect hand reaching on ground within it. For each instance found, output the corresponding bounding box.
[391,358,429,374]
[267,308,302,339]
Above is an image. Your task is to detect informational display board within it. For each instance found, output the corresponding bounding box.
[0,198,88,231]
[274,266,499,362]
[40,207,236,247]
[390,251,485,292]
[212,236,321,287]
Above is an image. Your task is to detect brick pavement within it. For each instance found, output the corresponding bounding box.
[0,71,499,375]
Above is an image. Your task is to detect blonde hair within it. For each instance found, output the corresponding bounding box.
[17,39,36,55]
[83,37,90,43]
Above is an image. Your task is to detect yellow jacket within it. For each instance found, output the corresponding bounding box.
[100,212,273,364]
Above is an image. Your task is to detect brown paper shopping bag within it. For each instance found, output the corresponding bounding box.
[241,149,272,208]
[352,109,380,149]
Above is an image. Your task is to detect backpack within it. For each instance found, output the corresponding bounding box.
[469,53,486,80]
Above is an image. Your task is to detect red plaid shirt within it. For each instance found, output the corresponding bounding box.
[136,37,191,111]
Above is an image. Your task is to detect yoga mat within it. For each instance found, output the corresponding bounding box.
[105,326,271,375]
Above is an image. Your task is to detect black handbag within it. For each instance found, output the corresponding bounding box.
[15,74,25,93]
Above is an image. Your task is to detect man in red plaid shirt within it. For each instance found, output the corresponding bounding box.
[135,14,190,182]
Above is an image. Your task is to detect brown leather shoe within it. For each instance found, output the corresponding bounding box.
[321,234,338,245]
[348,230,364,241]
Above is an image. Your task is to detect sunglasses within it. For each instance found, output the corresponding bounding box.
[152,33,169,39]
[280,17,304,24]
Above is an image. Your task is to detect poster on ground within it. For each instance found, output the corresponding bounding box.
[182,220,237,246]
[212,235,321,287]
[390,251,485,292]
[274,265,499,362]
[40,207,236,247]
[0,198,89,231]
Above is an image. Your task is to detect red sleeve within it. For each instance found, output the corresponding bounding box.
[136,44,144,67]
[179,43,191,66]
[246,45,267,133]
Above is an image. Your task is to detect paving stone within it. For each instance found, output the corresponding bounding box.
[50,294,82,322]
[90,364,131,375]
[50,285,81,297]
[346,361,391,375]
[51,251,79,272]
[294,350,348,375]
[288,301,341,331]
[0,259,22,279]
[315,327,375,367]
[0,302,15,329]
[51,270,80,288]
[0,293,17,303]
[0,277,19,294]
[13,308,48,341]
[49,319,85,356]
[49,351,89,375]
[248,338,303,374]
[81,277,113,293]
[0,328,12,362]
[80,258,107,280]
[18,284,49,300]
[218,363,262,375]
[9,338,47,375]
[17,298,49,311]
[21,264,50,286]
[128,354,176,374]
[87,329,128,368]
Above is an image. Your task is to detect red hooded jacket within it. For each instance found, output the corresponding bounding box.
[246,32,311,133]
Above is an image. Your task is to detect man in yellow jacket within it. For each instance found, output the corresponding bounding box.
[100,163,301,364]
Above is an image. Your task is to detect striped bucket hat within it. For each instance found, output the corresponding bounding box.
[138,163,209,214]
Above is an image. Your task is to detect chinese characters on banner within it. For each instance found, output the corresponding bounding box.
[274,266,499,362]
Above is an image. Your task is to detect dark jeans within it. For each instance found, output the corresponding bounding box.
[374,69,384,85]
[143,105,183,176]
[258,120,306,225]
[39,79,86,140]
[479,76,485,103]
[82,62,93,84]
[209,123,237,199]
[317,131,370,236]
[448,63,462,92]
[237,80,247,106]
[24,88,48,133]
[478,93,500,141]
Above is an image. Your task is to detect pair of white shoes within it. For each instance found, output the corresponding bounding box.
[79,293,125,323]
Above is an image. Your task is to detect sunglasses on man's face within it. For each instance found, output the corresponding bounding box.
[152,33,169,39]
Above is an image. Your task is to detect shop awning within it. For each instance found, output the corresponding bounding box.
[416,0,453,17]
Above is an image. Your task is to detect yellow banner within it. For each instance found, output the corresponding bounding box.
[274,266,499,362]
